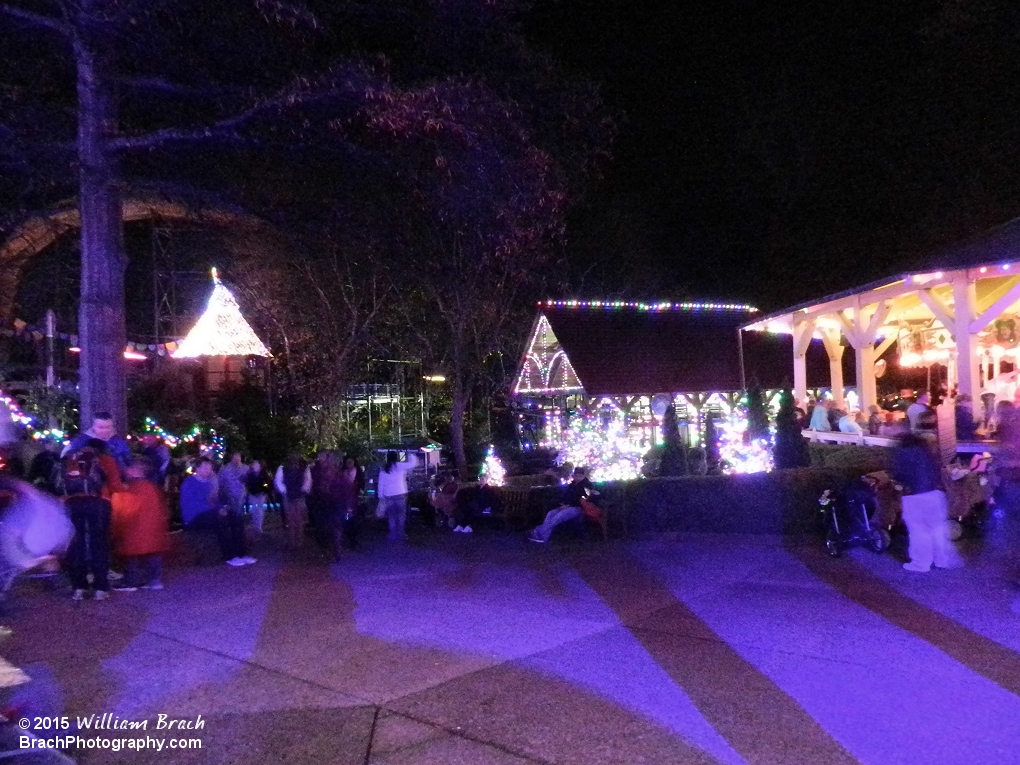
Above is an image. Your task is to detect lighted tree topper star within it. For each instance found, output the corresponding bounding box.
[172,268,271,358]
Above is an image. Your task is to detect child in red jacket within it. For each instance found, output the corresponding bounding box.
[111,460,170,591]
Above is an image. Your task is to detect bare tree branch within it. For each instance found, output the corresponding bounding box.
[108,86,354,151]
[115,76,249,98]
[0,2,70,34]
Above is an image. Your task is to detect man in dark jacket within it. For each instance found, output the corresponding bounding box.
[892,415,960,572]
[528,467,594,543]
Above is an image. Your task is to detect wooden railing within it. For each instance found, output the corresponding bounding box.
[801,429,997,454]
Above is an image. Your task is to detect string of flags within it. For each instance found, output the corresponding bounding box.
[1,318,180,359]
[3,268,270,361]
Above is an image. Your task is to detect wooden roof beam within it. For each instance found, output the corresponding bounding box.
[917,289,955,333]
[971,278,1020,333]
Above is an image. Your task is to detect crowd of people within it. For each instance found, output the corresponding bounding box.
[0,411,393,600]
[0,404,612,606]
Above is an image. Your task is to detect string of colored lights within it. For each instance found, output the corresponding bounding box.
[540,300,758,312]
[542,412,645,482]
[716,415,774,475]
[514,315,583,395]
[142,417,225,460]
[479,446,506,487]
[0,390,67,443]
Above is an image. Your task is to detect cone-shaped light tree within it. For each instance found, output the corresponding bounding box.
[173,269,271,360]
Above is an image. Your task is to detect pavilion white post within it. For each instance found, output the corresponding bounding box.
[819,328,845,409]
[792,319,815,406]
[952,275,980,401]
[854,301,882,412]
[855,344,877,410]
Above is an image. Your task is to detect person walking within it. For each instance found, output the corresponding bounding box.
[244,459,273,535]
[275,455,312,549]
[377,451,417,542]
[335,455,362,555]
[893,412,961,572]
[61,443,115,600]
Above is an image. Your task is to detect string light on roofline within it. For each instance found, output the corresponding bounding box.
[539,300,758,313]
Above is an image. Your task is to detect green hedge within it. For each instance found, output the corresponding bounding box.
[808,443,891,472]
[513,467,878,537]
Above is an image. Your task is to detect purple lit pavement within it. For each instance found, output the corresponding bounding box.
[5,517,1020,765]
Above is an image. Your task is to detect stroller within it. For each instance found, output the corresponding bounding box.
[863,457,991,544]
[943,454,992,540]
[818,476,892,557]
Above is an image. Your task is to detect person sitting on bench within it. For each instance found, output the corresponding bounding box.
[528,466,594,543]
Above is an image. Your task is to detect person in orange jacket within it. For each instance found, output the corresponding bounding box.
[110,459,170,591]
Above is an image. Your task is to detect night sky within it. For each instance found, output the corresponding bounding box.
[526,0,1020,312]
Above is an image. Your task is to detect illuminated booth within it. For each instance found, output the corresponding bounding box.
[512,300,833,476]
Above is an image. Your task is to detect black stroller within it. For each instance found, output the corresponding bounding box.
[818,476,892,557]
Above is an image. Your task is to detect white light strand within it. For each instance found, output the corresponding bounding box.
[173,272,271,359]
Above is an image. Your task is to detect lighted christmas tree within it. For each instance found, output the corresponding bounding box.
[544,413,644,482]
[479,445,507,486]
[172,268,271,359]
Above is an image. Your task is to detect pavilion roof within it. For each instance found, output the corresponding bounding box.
[515,302,836,396]
[743,216,1020,332]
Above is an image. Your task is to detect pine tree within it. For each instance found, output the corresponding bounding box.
[659,404,688,476]
[774,388,810,468]
[703,412,721,474]
[745,380,770,443]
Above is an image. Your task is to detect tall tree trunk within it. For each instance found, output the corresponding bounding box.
[75,39,127,430]
[450,377,468,471]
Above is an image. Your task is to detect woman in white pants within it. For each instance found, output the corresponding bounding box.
[893,418,961,572]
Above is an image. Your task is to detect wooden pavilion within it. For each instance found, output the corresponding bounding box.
[740,218,1020,417]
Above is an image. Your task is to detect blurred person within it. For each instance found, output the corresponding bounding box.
[809,399,832,431]
[907,392,933,432]
[27,440,62,493]
[140,435,172,486]
[429,473,459,530]
[180,458,253,567]
[867,405,883,436]
[0,477,73,590]
[61,445,115,599]
[955,394,977,441]
[110,460,170,591]
[995,404,1020,515]
[244,459,273,534]
[377,451,417,542]
[337,455,362,553]
[61,411,131,469]
[838,410,864,435]
[893,411,961,572]
[275,454,312,549]
[218,453,250,517]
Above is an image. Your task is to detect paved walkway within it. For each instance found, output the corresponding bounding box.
[4,516,1020,765]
